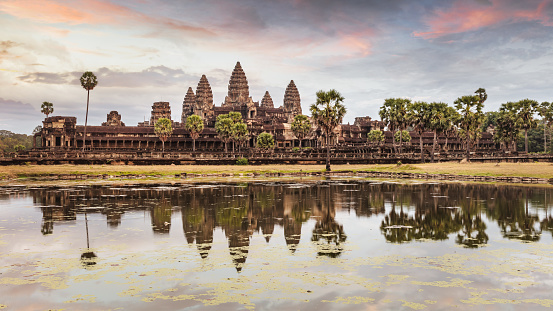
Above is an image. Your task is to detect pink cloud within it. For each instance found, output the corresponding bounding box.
[414,0,553,39]
[0,0,214,36]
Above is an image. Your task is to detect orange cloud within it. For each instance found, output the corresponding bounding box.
[0,0,213,36]
[414,0,553,39]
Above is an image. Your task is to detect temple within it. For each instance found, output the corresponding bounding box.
[31,61,499,162]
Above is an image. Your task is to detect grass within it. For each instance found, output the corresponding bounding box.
[1,162,553,180]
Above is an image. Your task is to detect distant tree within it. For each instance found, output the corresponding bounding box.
[367,130,385,146]
[291,114,311,149]
[32,126,42,135]
[427,102,451,162]
[454,89,486,161]
[514,99,539,153]
[256,132,275,151]
[80,71,98,152]
[215,114,233,153]
[14,144,25,153]
[539,101,553,153]
[185,115,204,152]
[379,98,411,154]
[394,130,411,143]
[407,101,431,162]
[40,101,54,118]
[496,102,519,151]
[310,89,346,171]
[232,122,249,152]
[442,106,460,153]
[154,117,173,152]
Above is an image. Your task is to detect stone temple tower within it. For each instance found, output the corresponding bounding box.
[181,87,196,123]
[195,74,214,118]
[261,91,274,108]
[224,62,254,109]
[283,80,302,118]
[150,102,171,125]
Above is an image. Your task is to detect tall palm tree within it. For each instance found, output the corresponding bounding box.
[454,92,485,162]
[185,115,204,152]
[427,102,450,163]
[310,89,346,171]
[497,102,520,151]
[407,101,430,163]
[291,114,311,149]
[539,101,553,153]
[40,101,54,118]
[154,117,173,152]
[80,71,98,152]
[515,99,539,153]
[379,98,411,155]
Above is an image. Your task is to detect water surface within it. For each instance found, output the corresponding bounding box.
[1,179,553,310]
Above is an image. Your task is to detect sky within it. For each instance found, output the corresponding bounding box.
[1,0,553,134]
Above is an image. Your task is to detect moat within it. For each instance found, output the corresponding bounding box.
[1,179,553,310]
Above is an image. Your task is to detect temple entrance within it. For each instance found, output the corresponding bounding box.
[56,137,61,147]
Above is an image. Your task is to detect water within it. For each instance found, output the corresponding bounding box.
[1,179,553,310]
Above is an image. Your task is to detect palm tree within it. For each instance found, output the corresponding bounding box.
[454,92,485,162]
[539,101,553,153]
[379,98,411,155]
[185,115,204,152]
[40,101,54,118]
[215,114,233,153]
[154,117,173,152]
[310,89,346,171]
[232,122,249,152]
[427,102,450,163]
[80,71,98,152]
[291,114,311,149]
[497,102,520,151]
[515,99,539,153]
[407,101,430,163]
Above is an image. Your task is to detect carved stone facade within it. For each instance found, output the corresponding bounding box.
[181,87,196,123]
[283,80,302,118]
[150,102,171,125]
[102,111,125,127]
[195,75,214,118]
[261,91,274,108]
[224,62,254,109]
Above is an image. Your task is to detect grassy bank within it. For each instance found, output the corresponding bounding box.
[1,162,552,180]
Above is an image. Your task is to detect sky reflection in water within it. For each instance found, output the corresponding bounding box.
[1,179,553,310]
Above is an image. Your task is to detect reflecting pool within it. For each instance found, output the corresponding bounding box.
[1,179,553,310]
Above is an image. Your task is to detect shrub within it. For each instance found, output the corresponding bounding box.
[292,147,300,153]
[236,157,248,165]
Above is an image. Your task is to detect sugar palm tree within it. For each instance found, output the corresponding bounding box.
[407,101,431,163]
[41,101,54,118]
[80,71,98,152]
[379,98,411,155]
[427,102,450,162]
[454,92,485,162]
[185,115,204,152]
[310,89,346,171]
[154,117,173,152]
[539,101,553,153]
[514,99,539,153]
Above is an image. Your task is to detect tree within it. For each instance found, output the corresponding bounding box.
[514,99,539,153]
[232,122,249,152]
[14,145,26,153]
[291,114,311,149]
[538,101,553,153]
[496,102,519,151]
[154,117,173,152]
[454,89,486,161]
[41,102,54,118]
[427,102,451,163]
[185,115,204,152]
[394,130,411,143]
[379,98,411,155]
[407,101,431,162]
[80,71,98,152]
[256,132,275,151]
[215,114,233,153]
[367,130,385,146]
[310,89,346,171]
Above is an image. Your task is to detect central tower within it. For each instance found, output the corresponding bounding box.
[223,61,254,109]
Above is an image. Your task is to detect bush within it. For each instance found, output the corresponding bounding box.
[236,157,248,165]
[292,147,300,153]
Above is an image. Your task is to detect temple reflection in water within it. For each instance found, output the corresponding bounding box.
[7,180,552,271]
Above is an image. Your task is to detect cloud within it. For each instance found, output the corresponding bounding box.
[0,0,215,37]
[414,0,553,39]
[17,66,195,88]
[0,98,42,134]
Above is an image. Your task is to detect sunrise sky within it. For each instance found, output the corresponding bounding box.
[1,0,552,133]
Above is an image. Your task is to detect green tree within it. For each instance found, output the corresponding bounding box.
[291,114,311,149]
[256,132,275,151]
[185,115,204,152]
[367,130,385,146]
[407,101,431,162]
[538,101,553,153]
[14,144,25,153]
[427,102,451,162]
[514,99,539,153]
[154,117,173,152]
[232,122,249,152]
[80,71,98,152]
[215,114,233,153]
[41,101,54,118]
[379,98,411,155]
[454,89,486,161]
[496,102,519,151]
[394,130,411,143]
[310,89,346,171]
